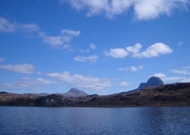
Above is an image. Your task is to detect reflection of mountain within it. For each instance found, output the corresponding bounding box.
[1,82,190,107]
[138,76,164,89]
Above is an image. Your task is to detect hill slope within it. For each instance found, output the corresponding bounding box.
[0,82,190,107]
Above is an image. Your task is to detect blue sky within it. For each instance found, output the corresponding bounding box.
[0,0,190,95]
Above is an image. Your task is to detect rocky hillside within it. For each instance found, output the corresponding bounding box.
[0,82,190,107]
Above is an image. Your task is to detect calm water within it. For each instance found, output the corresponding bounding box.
[0,106,190,135]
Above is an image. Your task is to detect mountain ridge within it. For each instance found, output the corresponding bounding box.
[57,88,88,97]
[0,81,190,107]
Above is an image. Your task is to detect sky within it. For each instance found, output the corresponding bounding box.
[0,0,190,95]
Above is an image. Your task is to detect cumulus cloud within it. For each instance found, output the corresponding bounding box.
[74,55,99,63]
[126,43,141,55]
[132,43,173,58]
[133,0,172,21]
[47,71,112,91]
[118,65,144,72]
[0,64,35,74]
[61,0,190,20]
[104,48,128,59]
[105,43,172,59]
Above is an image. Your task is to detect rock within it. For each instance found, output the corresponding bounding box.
[138,83,147,89]
[138,76,164,89]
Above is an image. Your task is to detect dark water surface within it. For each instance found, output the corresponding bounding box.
[0,106,190,135]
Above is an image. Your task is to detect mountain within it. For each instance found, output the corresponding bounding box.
[61,88,88,97]
[138,76,164,89]
[82,82,190,106]
[1,82,190,107]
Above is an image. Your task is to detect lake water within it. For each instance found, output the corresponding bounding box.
[0,107,190,135]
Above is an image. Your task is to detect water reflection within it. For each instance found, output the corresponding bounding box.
[0,107,190,135]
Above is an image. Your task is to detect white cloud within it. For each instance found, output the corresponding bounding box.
[118,65,144,72]
[104,48,128,59]
[61,0,190,20]
[0,17,80,49]
[61,29,80,37]
[40,34,63,46]
[0,77,54,91]
[35,78,54,85]
[130,65,144,72]
[105,43,172,59]
[18,24,39,32]
[130,43,173,58]
[66,0,110,17]
[108,0,132,17]
[39,29,80,47]
[89,43,96,50]
[171,69,190,75]
[0,17,17,32]
[126,43,141,55]
[47,71,112,91]
[0,64,35,74]
[153,66,190,84]
[0,17,39,32]
[120,81,131,87]
[153,73,167,78]
[171,66,190,75]
[16,77,54,88]
[63,44,75,51]
[0,58,4,62]
[74,55,98,63]
[153,73,190,83]
[133,0,172,21]
[139,43,172,58]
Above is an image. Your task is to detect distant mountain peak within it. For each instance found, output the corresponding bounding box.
[138,76,164,89]
[147,76,163,84]
[63,88,88,97]
[68,88,81,93]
